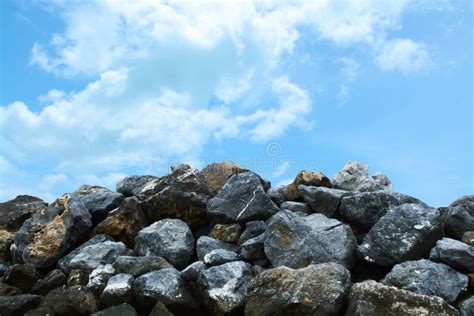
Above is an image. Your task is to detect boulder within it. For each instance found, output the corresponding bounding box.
[267,186,287,206]
[445,195,474,240]
[298,185,349,217]
[462,231,474,246]
[92,303,138,316]
[94,197,148,248]
[75,185,124,224]
[100,273,134,307]
[200,161,249,191]
[457,295,474,316]
[134,219,194,269]
[182,261,206,281]
[345,280,459,315]
[0,195,47,231]
[207,172,279,223]
[279,201,312,214]
[0,229,14,262]
[88,264,116,294]
[4,264,42,292]
[0,284,22,296]
[116,175,158,196]
[37,285,98,315]
[197,260,254,314]
[138,164,216,228]
[358,203,444,266]
[149,301,173,316]
[239,234,266,260]
[31,268,66,295]
[66,240,129,271]
[382,259,468,303]
[284,171,331,200]
[0,294,42,316]
[245,262,351,316]
[332,161,392,192]
[264,210,357,269]
[13,193,92,268]
[238,220,267,246]
[210,223,241,243]
[196,236,238,261]
[429,238,474,272]
[67,269,90,286]
[203,249,239,266]
[113,255,172,277]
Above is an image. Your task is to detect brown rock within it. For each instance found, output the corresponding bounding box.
[210,223,242,243]
[0,195,47,231]
[462,231,474,246]
[67,269,90,286]
[285,171,331,200]
[200,161,248,191]
[0,229,14,262]
[38,285,98,315]
[0,283,22,296]
[32,269,67,295]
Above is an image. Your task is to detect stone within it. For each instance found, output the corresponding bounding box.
[203,249,239,266]
[92,303,138,316]
[197,260,254,314]
[298,185,349,217]
[462,231,474,246]
[457,295,474,316]
[239,234,266,260]
[196,236,238,261]
[0,229,14,262]
[75,185,124,224]
[332,161,392,192]
[0,195,47,231]
[210,223,242,243]
[279,201,312,214]
[94,197,148,248]
[358,203,444,266]
[138,164,216,228]
[0,294,42,316]
[100,273,134,307]
[382,259,468,303]
[0,284,22,296]
[267,186,287,206]
[238,220,267,246]
[445,195,474,240]
[134,219,194,269]
[113,255,172,277]
[38,285,98,315]
[88,264,116,294]
[31,268,66,295]
[67,269,90,286]
[116,175,158,197]
[264,210,357,269]
[182,261,206,281]
[339,191,425,232]
[429,237,474,272]
[345,280,459,316]
[66,240,128,271]
[13,193,92,268]
[207,171,280,223]
[200,161,249,191]
[149,301,174,316]
[284,170,331,201]
[245,262,351,316]
[4,264,42,292]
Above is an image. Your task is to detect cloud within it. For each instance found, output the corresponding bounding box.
[273,161,291,177]
[375,38,431,73]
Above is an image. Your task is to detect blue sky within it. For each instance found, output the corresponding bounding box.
[0,0,472,206]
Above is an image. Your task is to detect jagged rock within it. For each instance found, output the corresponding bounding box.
[445,195,474,240]
[203,249,239,266]
[113,255,172,277]
[31,268,66,295]
[88,264,116,294]
[0,294,42,316]
[252,265,266,275]
[210,223,241,243]
[149,301,173,316]
[284,171,331,201]
[264,210,357,269]
[0,195,47,230]
[75,185,124,224]
[462,231,474,246]
[134,219,194,269]
[66,240,128,271]
[267,186,287,206]
[13,193,92,268]
[4,264,42,292]
[196,236,238,261]
[458,295,474,316]
[117,175,158,197]
[332,161,392,192]
[339,191,425,232]
[382,259,468,303]
[238,220,267,246]
[429,238,474,272]
[0,229,14,262]
[37,285,98,315]
[200,161,249,191]
[138,164,216,228]
[345,280,459,315]
[245,262,351,316]
[207,172,279,223]
[0,284,22,296]
[239,234,265,260]
[279,201,312,214]
[133,268,196,308]
[197,260,253,314]
[67,269,90,286]
[358,203,444,266]
[100,273,134,307]
[182,261,206,281]
[92,303,138,316]
[298,185,349,217]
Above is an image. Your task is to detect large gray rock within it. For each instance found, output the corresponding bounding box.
[75,185,124,224]
[100,273,134,307]
[203,249,239,266]
[332,161,392,192]
[445,195,474,240]
[239,234,266,260]
[0,195,47,231]
[267,186,287,206]
[345,280,459,316]
[238,220,267,246]
[182,261,206,281]
[298,185,350,217]
[113,255,172,277]
[196,236,238,261]
[134,219,194,269]
[245,262,351,316]
[339,191,425,232]
[13,193,92,268]
[458,295,474,316]
[279,201,312,214]
[0,294,42,316]
[66,240,129,271]
[382,259,468,303]
[429,238,474,272]
[116,175,158,196]
[88,264,116,294]
[197,260,254,314]
[207,172,279,223]
[264,210,357,269]
[358,203,444,266]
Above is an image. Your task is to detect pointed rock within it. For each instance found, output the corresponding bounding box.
[200,161,249,191]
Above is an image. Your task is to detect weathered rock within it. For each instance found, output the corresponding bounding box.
[245,262,351,316]
[149,301,174,316]
[382,259,468,303]
[239,234,266,260]
[462,231,474,246]
[429,238,474,272]
[210,223,241,243]
[267,186,287,206]
[67,269,90,286]
[200,161,249,191]
[0,195,47,231]
[284,171,331,201]
[238,220,267,246]
[4,264,42,292]
[445,195,474,240]
[279,201,312,214]
[197,260,253,314]
[100,273,134,307]
[138,164,216,228]
[113,255,172,277]
[88,264,116,294]
[0,284,22,296]
[134,219,194,269]
[38,285,98,315]
[75,185,124,224]
[92,303,138,316]
[264,210,357,269]
[94,197,148,248]
[332,161,392,192]
[0,294,42,316]
[298,185,349,217]
[0,229,14,262]
[116,175,158,197]
[345,280,459,315]
[196,236,239,261]
[203,249,239,266]
[339,191,425,232]
[207,172,279,223]
[13,193,92,268]
[358,203,444,266]
[66,240,128,271]
[458,295,474,316]
[182,261,206,281]
[31,268,66,295]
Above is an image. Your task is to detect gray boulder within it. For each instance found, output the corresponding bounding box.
[0,195,47,231]
[445,195,474,240]
[458,295,474,316]
[88,264,116,294]
[267,186,287,206]
[134,219,194,269]
[298,185,350,217]
[332,161,392,192]
[116,175,158,196]
[113,255,172,277]
[429,238,474,272]
[264,210,357,269]
[358,203,444,266]
[0,294,42,316]
[66,241,129,271]
[182,261,206,281]
[31,268,66,295]
[75,185,124,224]
[100,273,134,307]
[238,220,267,246]
[203,249,239,266]
[239,234,266,260]
[280,201,312,214]
[196,236,238,261]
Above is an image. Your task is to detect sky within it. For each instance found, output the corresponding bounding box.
[0,0,472,206]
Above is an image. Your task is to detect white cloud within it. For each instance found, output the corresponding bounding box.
[375,38,431,73]
[273,161,291,177]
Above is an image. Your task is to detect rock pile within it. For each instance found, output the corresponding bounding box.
[0,161,472,316]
